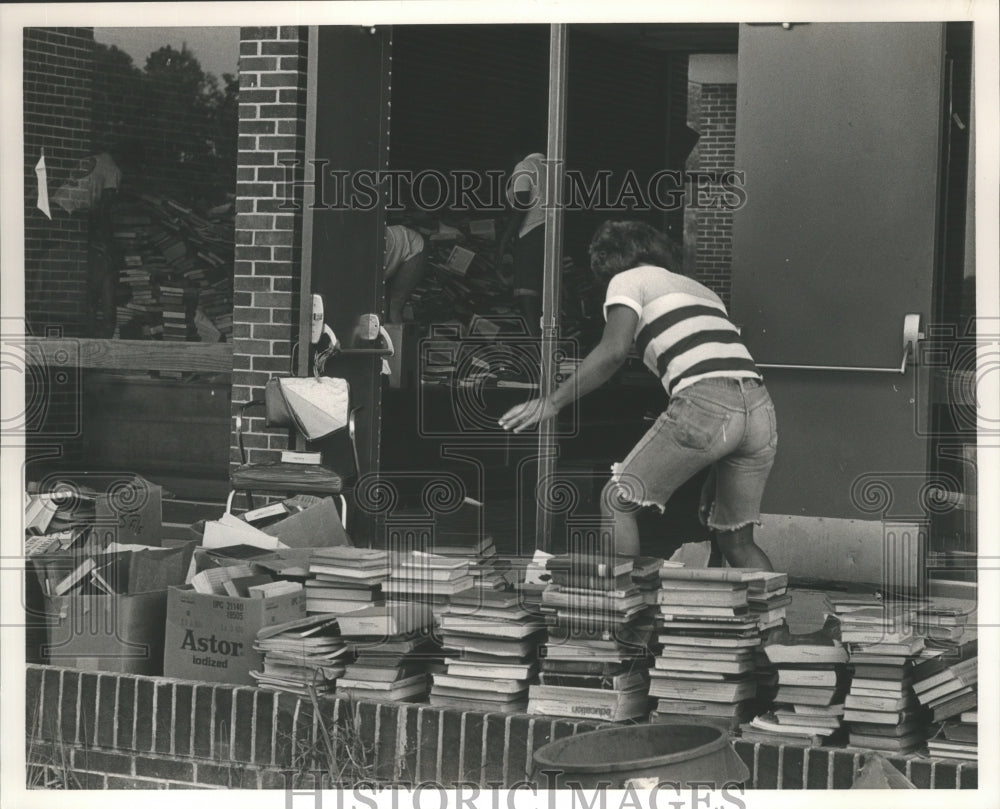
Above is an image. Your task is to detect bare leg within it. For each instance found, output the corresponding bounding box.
[517,293,542,338]
[387,253,426,322]
[715,523,774,571]
[600,480,641,557]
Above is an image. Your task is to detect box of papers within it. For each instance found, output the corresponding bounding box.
[163,582,306,685]
[33,543,192,674]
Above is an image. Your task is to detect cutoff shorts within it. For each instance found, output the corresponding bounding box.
[610,376,778,531]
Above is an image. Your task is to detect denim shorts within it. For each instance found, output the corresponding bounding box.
[610,377,777,531]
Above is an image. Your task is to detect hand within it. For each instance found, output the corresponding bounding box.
[498,397,559,433]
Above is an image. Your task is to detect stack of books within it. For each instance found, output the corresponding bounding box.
[528,554,654,723]
[430,589,546,713]
[927,711,977,761]
[830,593,929,753]
[250,615,349,696]
[632,556,665,606]
[335,603,435,702]
[425,498,508,590]
[651,567,762,730]
[158,284,189,341]
[912,635,978,729]
[385,550,475,613]
[305,547,391,615]
[747,571,791,631]
[744,616,850,746]
[108,191,234,343]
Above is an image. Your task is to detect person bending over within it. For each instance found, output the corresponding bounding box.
[383,224,426,323]
[499,220,777,570]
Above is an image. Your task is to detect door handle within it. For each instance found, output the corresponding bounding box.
[756,313,923,374]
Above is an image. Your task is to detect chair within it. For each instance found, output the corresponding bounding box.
[227,378,361,527]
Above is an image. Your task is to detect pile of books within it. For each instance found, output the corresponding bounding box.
[431,589,546,713]
[385,550,475,612]
[529,554,655,723]
[250,615,349,697]
[305,547,391,615]
[926,711,977,761]
[744,616,850,746]
[158,284,189,341]
[335,603,435,702]
[651,567,762,731]
[912,633,978,759]
[108,191,234,342]
[830,592,929,754]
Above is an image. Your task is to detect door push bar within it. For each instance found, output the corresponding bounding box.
[755,313,923,375]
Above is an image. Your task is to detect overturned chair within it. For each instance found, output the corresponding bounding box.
[228,376,360,527]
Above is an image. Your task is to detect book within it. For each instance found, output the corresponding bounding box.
[654,655,753,676]
[527,684,650,722]
[648,675,756,703]
[446,660,538,681]
[280,450,323,465]
[190,564,255,596]
[337,673,429,701]
[930,690,977,722]
[774,685,845,707]
[848,731,926,753]
[223,574,274,598]
[248,580,303,599]
[763,620,849,665]
[545,554,634,578]
[432,674,528,694]
[658,567,766,583]
[776,668,840,687]
[336,604,433,638]
[844,693,915,712]
[538,668,649,692]
[749,712,838,738]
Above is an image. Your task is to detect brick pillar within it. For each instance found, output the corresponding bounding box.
[230,27,309,474]
[693,82,737,305]
[23,27,95,337]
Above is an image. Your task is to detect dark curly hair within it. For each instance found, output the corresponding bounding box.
[588,220,683,280]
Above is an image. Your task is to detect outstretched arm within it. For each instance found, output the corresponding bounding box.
[499,305,638,433]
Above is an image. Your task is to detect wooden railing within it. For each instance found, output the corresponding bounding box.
[19,337,233,373]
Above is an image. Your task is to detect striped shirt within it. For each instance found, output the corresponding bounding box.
[603,265,761,396]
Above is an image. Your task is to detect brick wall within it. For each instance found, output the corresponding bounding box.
[22,28,95,468]
[230,27,310,474]
[25,665,977,790]
[23,28,95,337]
[693,83,737,305]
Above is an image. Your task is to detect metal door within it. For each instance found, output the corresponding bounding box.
[730,23,946,582]
[309,25,391,545]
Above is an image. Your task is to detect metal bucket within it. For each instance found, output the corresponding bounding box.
[532,723,750,789]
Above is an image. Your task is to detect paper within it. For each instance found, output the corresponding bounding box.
[35,151,51,219]
[203,513,287,550]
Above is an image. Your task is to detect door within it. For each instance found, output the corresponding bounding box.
[731,23,946,584]
[310,25,391,545]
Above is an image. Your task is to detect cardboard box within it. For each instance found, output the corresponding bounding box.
[40,473,163,546]
[43,591,168,675]
[256,495,351,548]
[163,585,305,685]
[31,544,192,674]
